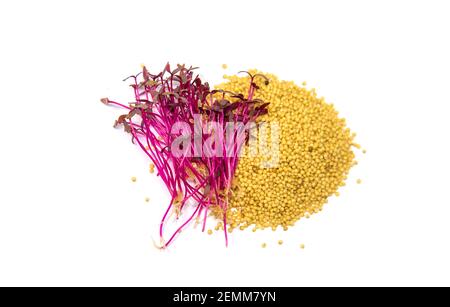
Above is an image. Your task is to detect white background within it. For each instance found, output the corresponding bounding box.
[0,0,449,287]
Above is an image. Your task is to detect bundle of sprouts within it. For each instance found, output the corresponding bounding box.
[102,64,269,247]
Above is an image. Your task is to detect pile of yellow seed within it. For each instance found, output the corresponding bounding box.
[213,70,358,232]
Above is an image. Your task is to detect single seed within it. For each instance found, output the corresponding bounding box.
[362,149,367,154]
[131,177,137,182]
[262,243,267,248]
[222,64,228,69]
[145,197,150,202]
[357,179,362,184]
[278,240,283,245]
[300,244,305,249]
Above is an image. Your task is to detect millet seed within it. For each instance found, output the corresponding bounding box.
[213,70,357,231]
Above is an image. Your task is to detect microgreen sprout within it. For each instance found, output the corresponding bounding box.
[103,63,269,248]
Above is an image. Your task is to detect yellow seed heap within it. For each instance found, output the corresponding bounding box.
[213,70,358,232]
